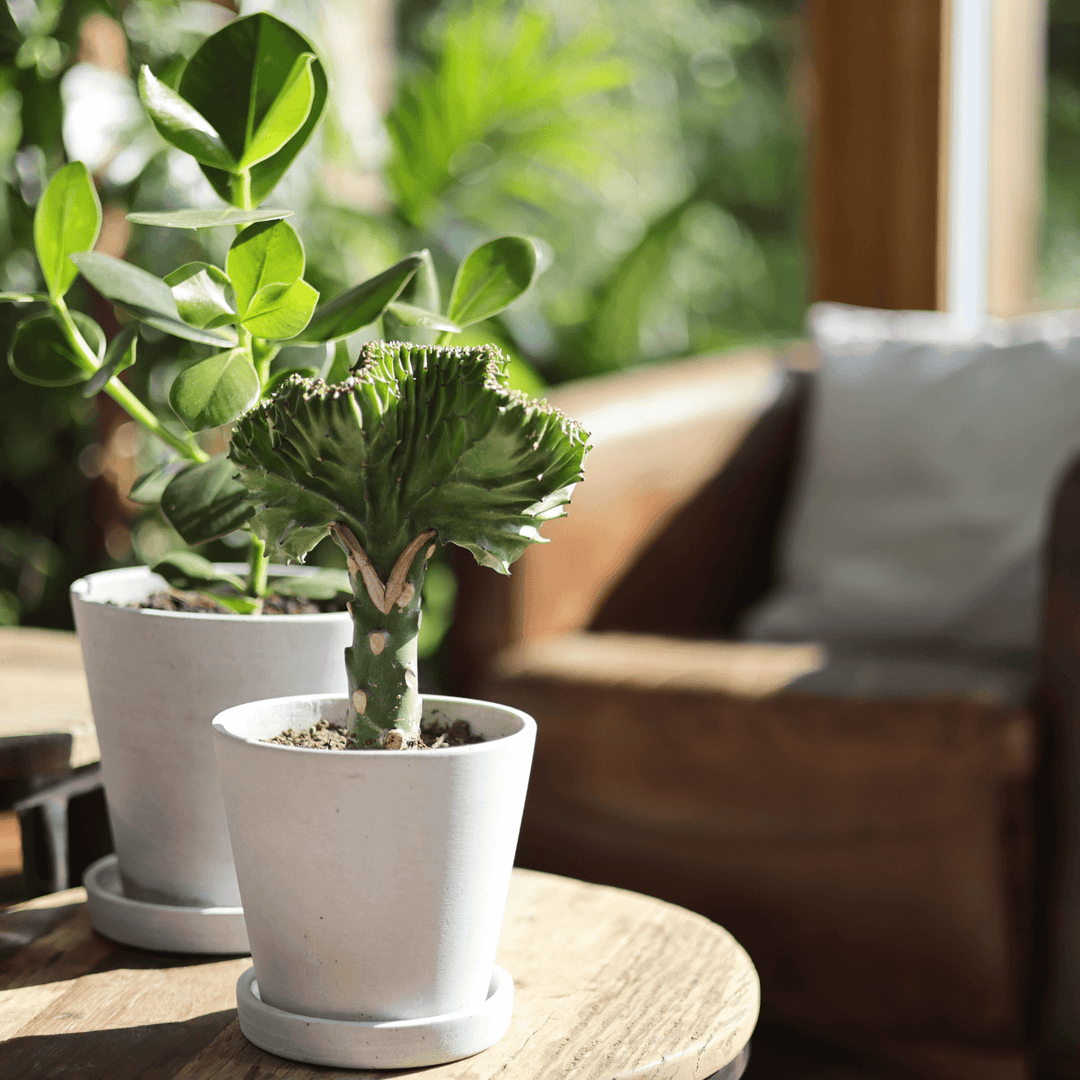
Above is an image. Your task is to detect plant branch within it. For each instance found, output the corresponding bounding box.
[54,299,208,463]
[247,534,270,598]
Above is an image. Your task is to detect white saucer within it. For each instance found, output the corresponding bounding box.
[236,965,514,1069]
[83,855,249,954]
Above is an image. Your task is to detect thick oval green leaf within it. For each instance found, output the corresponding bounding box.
[33,162,102,300]
[152,550,246,591]
[165,262,237,329]
[240,279,318,340]
[137,66,236,171]
[178,13,328,206]
[446,236,540,328]
[126,208,293,229]
[159,455,255,544]
[269,568,350,599]
[169,348,261,431]
[292,254,421,344]
[238,53,316,170]
[227,219,304,315]
[265,364,319,394]
[9,311,103,386]
[397,249,440,313]
[129,460,187,505]
[385,301,460,333]
[83,323,137,397]
[70,252,238,347]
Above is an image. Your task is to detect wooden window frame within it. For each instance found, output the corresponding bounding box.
[806,0,1047,317]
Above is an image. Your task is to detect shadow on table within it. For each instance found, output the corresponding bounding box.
[0,905,248,989]
[0,902,86,965]
[0,1008,235,1080]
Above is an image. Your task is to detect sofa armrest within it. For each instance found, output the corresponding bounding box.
[1034,454,1080,1049]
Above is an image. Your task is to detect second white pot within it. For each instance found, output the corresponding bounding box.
[71,566,352,951]
[212,693,536,1068]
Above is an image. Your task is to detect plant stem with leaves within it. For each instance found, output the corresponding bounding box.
[4,11,551,615]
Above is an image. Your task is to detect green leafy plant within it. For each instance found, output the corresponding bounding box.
[3,11,543,609]
[231,340,589,745]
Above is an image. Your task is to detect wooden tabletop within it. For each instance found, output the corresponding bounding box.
[0,628,97,768]
[0,868,757,1080]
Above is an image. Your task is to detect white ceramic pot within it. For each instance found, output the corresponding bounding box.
[212,693,536,1069]
[71,565,352,951]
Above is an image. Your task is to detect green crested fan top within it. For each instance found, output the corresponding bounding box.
[229,341,589,577]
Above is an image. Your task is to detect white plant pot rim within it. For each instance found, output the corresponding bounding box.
[235,965,514,1069]
[71,564,350,623]
[213,694,532,757]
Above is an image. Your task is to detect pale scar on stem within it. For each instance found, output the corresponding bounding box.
[331,524,436,616]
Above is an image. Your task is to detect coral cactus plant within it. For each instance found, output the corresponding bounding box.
[230,340,589,744]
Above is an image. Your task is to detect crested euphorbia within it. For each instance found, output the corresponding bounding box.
[230,340,589,744]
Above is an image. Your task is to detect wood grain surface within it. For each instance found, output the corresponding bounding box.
[0,869,758,1080]
[0,628,97,768]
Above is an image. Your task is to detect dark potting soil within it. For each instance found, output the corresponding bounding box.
[266,717,485,751]
[136,590,348,615]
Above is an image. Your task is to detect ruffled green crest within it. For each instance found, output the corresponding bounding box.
[229,341,589,574]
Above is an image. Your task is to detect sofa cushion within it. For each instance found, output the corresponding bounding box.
[746,303,1080,653]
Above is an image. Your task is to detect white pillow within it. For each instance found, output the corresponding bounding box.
[745,303,1080,652]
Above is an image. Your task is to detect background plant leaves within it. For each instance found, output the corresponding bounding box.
[82,323,137,397]
[8,310,103,386]
[293,254,421,344]
[70,252,237,347]
[178,13,328,206]
[446,235,540,328]
[240,279,317,339]
[169,348,261,431]
[137,65,236,171]
[159,455,255,545]
[151,550,246,591]
[226,219,304,314]
[126,208,293,230]
[165,262,236,329]
[33,162,101,299]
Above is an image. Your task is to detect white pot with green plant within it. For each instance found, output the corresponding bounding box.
[5,12,544,954]
[210,339,589,1068]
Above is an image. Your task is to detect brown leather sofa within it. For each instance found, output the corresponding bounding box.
[448,346,1077,1076]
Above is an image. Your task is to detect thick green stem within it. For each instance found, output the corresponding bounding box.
[333,524,435,745]
[247,534,270,598]
[232,170,253,211]
[54,300,208,463]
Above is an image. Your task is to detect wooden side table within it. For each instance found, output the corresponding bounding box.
[0,868,757,1079]
[0,628,97,768]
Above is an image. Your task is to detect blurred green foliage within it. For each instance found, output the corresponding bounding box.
[1,0,805,629]
[391,0,805,380]
[1043,0,1080,303]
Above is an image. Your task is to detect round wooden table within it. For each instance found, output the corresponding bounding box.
[0,868,757,1079]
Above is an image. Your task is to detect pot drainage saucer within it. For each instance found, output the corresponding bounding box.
[83,855,249,955]
[236,965,514,1069]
